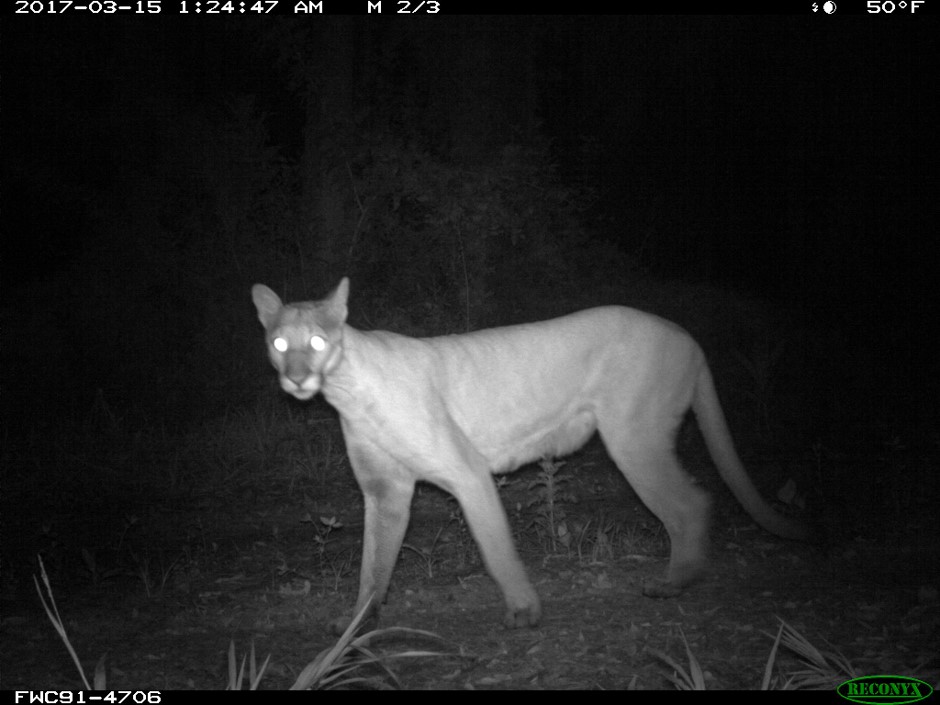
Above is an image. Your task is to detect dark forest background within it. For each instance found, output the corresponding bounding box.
[4,17,936,443]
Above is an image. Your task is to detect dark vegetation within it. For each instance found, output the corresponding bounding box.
[2,17,937,689]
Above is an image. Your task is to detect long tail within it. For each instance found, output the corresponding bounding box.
[692,364,810,542]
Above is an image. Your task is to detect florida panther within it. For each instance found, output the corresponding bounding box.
[252,278,807,630]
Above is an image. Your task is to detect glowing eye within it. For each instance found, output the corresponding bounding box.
[310,335,327,351]
[273,337,289,353]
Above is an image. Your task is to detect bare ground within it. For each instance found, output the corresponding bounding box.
[3,435,938,690]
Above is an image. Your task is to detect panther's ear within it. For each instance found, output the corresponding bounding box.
[334,277,349,305]
[251,284,282,328]
[325,277,349,325]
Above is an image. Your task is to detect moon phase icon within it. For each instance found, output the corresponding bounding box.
[823,1,837,12]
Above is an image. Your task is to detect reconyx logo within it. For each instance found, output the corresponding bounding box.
[838,676,933,704]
